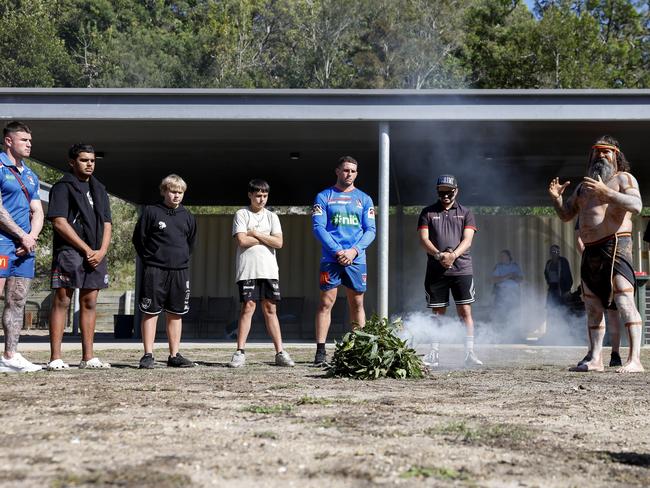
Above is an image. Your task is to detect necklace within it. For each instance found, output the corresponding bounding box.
[250,209,265,229]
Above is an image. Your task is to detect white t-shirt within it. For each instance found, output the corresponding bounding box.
[233,208,282,281]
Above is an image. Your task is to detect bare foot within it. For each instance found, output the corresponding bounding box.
[570,359,604,372]
[616,360,645,373]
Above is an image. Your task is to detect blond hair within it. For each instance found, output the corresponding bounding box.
[160,174,187,194]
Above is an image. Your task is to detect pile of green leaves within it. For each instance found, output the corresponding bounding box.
[327,315,424,380]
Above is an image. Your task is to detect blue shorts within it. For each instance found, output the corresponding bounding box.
[319,261,367,292]
[0,243,35,279]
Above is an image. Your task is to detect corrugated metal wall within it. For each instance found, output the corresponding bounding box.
[189,213,649,339]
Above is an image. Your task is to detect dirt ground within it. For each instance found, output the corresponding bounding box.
[0,344,649,487]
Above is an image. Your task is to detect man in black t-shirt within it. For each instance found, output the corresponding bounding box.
[417,174,482,368]
[46,144,112,370]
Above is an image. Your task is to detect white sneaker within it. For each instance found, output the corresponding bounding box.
[228,351,246,368]
[275,351,295,367]
[464,351,483,367]
[0,353,43,373]
[46,359,70,371]
[422,349,439,368]
[79,357,111,369]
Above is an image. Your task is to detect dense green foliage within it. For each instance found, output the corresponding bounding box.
[328,316,425,380]
[0,0,647,89]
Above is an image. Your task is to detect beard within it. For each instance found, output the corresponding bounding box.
[588,157,615,182]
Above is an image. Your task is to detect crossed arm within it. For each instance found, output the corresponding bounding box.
[0,195,43,253]
[236,230,283,249]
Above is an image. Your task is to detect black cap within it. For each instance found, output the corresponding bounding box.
[436,174,458,188]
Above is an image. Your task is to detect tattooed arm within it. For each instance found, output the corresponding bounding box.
[0,191,36,251]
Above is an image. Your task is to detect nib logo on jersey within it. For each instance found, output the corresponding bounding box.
[331,213,360,226]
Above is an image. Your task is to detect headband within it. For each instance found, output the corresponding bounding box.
[592,143,620,153]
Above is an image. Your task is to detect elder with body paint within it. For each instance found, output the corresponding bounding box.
[549,135,644,373]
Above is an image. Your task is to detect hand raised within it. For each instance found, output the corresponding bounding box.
[548,177,570,200]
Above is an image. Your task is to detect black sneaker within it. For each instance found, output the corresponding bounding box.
[139,353,155,369]
[577,352,592,367]
[167,353,195,368]
[609,351,622,367]
[312,349,328,367]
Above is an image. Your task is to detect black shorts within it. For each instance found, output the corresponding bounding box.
[237,279,281,303]
[138,266,190,315]
[424,271,475,308]
[51,248,109,290]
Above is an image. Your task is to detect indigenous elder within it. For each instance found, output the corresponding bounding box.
[228,179,294,368]
[0,122,44,373]
[133,174,197,369]
[47,144,112,370]
[417,174,482,368]
[549,135,643,373]
[576,232,623,368]
[312,156,376,366]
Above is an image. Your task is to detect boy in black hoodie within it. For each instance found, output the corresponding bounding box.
[132,174,197,369]
[47,144,112,370]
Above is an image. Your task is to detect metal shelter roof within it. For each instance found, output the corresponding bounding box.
[2,88,650,206]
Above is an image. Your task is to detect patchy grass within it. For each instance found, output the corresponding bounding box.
[295,395,333,406]
[400,465,469,481]
[426,421,531,444]
[241,403,293,415]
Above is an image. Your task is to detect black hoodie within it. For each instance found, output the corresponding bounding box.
[132,202,197,269]
[47,172,111,253]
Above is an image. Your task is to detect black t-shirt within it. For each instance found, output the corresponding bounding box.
[47,177,112,252]
[417,201,477,276]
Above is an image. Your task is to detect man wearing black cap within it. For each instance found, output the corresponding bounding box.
[417,174,482,368]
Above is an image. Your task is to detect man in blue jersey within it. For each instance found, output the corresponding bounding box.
[312,156,376,366]
[0,122,44,372]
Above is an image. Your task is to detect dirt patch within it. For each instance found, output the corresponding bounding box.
[0,345,649,487]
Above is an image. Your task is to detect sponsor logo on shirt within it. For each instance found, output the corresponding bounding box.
[331,213,360,226]
[312,204,323,216]
[356,199,363,208]
[157,221,167,230]
[0,255,8,269]
[368,207,375,219]
[26,175,34,186]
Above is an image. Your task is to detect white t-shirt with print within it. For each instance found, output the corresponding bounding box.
[233,208,282,281]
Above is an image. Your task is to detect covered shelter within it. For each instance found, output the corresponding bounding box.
[2,89,650,340]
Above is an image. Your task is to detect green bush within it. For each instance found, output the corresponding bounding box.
[327,315,424,380]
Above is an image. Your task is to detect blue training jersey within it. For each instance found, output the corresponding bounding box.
[0,152,40,244]
[312,186,376,264]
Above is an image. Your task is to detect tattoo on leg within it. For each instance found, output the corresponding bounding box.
[3,277,31,353]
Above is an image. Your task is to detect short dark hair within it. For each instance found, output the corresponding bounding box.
[248,179,270,193]
[500,249,513,263]
[68,143,95,160]
[337,155,358,169]
[3,121,31,139]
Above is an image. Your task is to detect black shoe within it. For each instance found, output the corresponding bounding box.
[139,353,155,369]
[609,351,622,367]
[312,349,328,367]
[577,353,592,367]
[167,353,195,368]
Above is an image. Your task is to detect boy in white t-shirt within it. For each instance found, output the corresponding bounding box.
[228,179,294,368]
